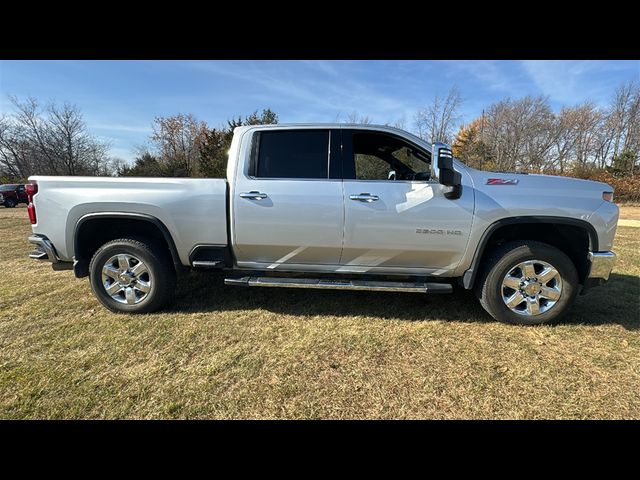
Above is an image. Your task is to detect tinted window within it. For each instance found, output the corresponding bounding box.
[352,132,431,181]
[256,130,329,179]
[0,185,16,191]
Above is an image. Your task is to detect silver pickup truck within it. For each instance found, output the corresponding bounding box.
[26,124,619,325]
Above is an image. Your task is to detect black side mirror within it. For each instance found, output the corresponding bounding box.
[432,142,462,199]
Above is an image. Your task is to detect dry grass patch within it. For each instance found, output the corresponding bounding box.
[1,205,638,419]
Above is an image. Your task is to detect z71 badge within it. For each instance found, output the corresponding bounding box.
[486,178,519,185]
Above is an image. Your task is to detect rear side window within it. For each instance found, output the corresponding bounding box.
[254,130,329,179]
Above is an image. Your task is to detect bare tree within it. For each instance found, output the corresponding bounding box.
[345,111,372,124]
[150,114,208,177]
[607,80,639,158]
[552,107,581,174]
[569,102,603,171]
[0,96,114,178]
[414,86,463,144]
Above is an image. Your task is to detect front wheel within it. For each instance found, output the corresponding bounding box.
[475,240,579,325]
[89,238,176,313]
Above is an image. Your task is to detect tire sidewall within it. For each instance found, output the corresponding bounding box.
[4,198,16,208]
[484,243,578,325]
[89,240,168,313]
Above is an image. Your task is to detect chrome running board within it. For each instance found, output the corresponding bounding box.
[224,276,452,294]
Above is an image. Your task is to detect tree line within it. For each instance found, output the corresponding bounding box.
[0,97,118,182]
[117,109,278,178]
[1,79,638,191]
[451,80,639,177]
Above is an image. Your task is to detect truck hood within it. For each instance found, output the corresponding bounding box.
[459,165,615,222]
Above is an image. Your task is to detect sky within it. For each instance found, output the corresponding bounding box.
[0,60,638,163]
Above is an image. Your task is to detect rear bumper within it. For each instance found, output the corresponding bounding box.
[29,234,58,262]
[587,251,616,280]
[28,234,72,270]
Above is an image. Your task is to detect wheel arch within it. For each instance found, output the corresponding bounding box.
[73,212,182,278]
[462,216,598,290]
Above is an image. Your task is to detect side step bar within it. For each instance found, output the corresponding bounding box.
[224,276,452,294]
[192,260,225,269]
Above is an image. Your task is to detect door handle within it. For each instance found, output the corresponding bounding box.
[240,191,268,200]
[349,193,379,202]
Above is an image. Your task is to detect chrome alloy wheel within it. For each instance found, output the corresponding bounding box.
[101,254,152,305]
[501,260,562,316]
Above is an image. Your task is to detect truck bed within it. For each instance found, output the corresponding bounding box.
[29,175,228,265]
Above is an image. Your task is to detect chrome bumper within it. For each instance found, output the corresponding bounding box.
[588,251,616,280]
[28,234,59,263]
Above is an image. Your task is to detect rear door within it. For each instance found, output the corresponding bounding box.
[232,128,344,268]
[340,129,474,273]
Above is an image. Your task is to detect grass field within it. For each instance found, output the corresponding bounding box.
[1,205,638,419]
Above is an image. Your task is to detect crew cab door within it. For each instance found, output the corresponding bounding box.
[340,129,474,273]
[232,128,344,268]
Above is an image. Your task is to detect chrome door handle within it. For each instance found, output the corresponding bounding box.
[240,191,268,200]
[349,193,379,202]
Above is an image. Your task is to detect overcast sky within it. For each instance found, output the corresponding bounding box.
[1,60,638,162]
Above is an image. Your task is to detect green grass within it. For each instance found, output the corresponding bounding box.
[0,205,638,419]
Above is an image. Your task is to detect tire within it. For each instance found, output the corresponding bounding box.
[474,240,579,325]
[4,198,16,208]
[89,237,176,314]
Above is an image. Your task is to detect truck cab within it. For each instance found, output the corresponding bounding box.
[228,125,473,276]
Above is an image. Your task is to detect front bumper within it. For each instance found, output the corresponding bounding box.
[588,251,616,280]
[28,234,72,270]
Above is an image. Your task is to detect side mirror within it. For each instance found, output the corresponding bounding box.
[432,142,462,199]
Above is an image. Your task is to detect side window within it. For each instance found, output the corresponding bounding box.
[351,132,431,181]
[254,130,329,179]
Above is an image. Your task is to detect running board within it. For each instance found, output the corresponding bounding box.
[224,276,452,294]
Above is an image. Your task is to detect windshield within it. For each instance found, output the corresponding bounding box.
[0,185,17,191]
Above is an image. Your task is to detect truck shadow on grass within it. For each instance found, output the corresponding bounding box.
[170,272,639,330]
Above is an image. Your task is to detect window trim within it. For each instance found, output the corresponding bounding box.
[248,128,338,181]
[341,129,436,183]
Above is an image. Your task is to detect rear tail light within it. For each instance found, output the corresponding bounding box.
[26,183,38,225]
[28,203,37,224]
[602,191,614,202]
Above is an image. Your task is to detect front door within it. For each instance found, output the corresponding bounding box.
[233,128,344,268]
[340,129,474,273]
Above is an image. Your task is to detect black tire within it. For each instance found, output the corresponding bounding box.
[4,198,16,208]
[89,237,176,314]
[474,240,579,325]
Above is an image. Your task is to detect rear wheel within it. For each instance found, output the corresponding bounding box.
[89,238,176,313]
[4,198,16,208]
[475,240,579,325]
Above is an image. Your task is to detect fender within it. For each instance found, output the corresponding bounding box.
[73,212,182,276]
[462,216,599,289]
